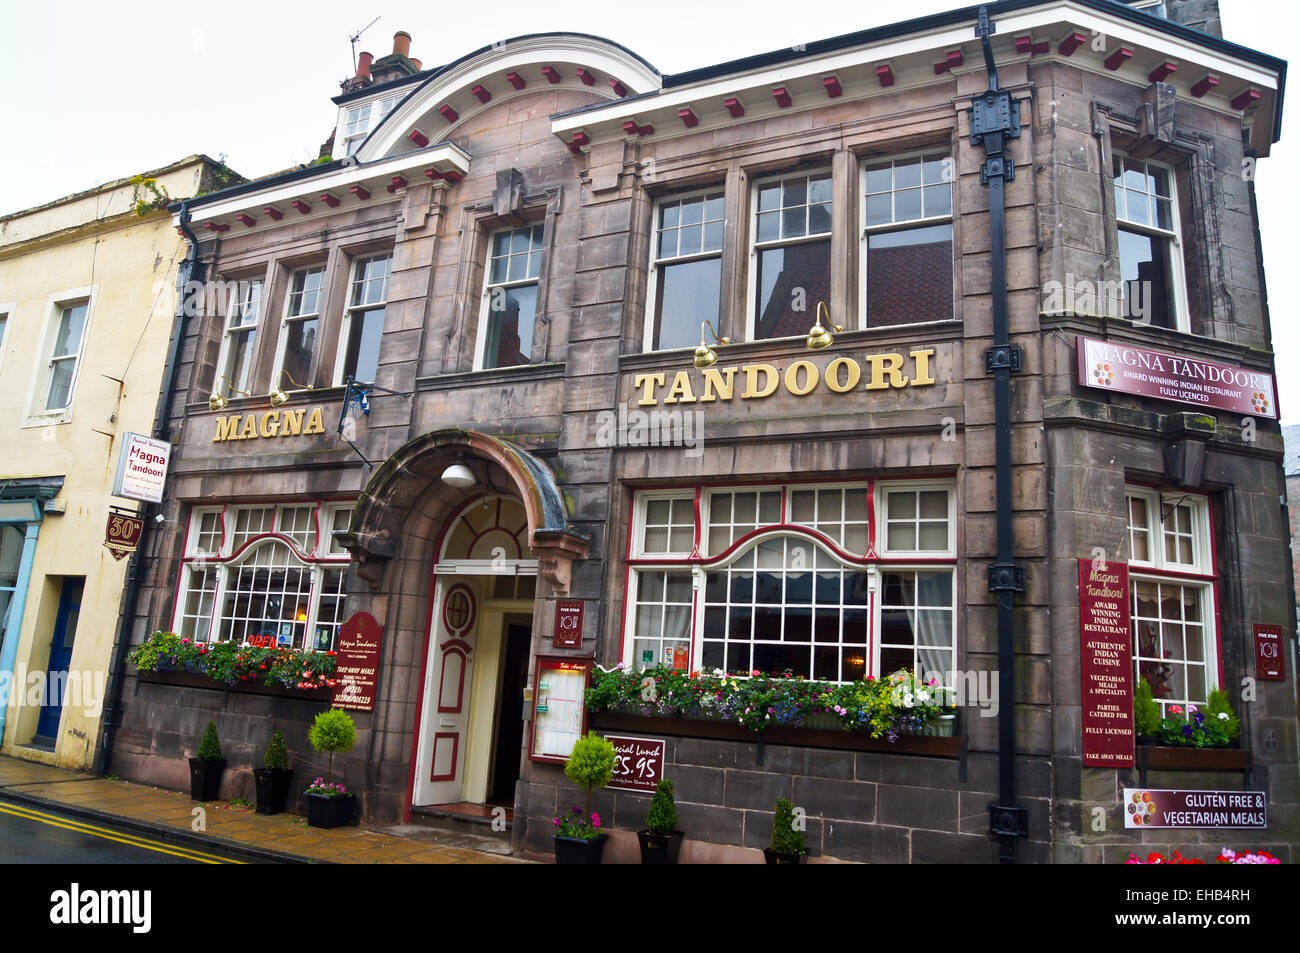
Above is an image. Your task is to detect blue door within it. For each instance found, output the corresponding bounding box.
[35,578,82,743]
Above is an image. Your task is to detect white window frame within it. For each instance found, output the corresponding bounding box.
[858,150,956,329]
[0,302,13,381]
[332,253,392,386]
[1112,153,1190,332]
[473,224,545,371]
[173,501,353,650]
[1125,486,1218,710]
[339,95,401,157]
[643,187,726,353]
[24,286,96,427]
[270,265,326,394]
[623,480,959,684]
[213,278,263,399]
[746,168,834,342]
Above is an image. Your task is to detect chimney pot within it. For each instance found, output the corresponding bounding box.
[393,31,411,58]
[410,58,422,71]
[356,51,373,80]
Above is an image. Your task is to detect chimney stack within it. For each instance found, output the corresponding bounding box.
[393,31,412,58]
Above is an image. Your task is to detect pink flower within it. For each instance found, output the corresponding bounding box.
[592,813,600,828]
[1169,705,1184,715]
[1187,704,1198,713]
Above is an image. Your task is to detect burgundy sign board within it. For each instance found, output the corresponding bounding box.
[1254,624,1286,681]
[1077,335,1278,419]
[1078,559,1135,767]
[605,735,666,793]
[103,512,144,561]
[1123,788,1266,829]
[553,600,584,649]
[332,611,382,711]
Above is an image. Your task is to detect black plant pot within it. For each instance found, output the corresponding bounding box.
[554,833,608,864]
[305,793,353,829]
[763,848,805,864]
[253,768,293,815]
[188,758,225,801]
[637,829,684,864]
[1136,736,1158,747]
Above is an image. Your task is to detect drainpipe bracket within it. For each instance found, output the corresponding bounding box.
[987,563,1025,593]
[984,345,1023,374]
[989,803,1029,838]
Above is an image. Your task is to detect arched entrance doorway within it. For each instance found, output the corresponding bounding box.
[412,494,536,807]
[341,429,589,821]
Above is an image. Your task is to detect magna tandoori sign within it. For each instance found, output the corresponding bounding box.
[1079,559,1135,767]
[1077,336,1278,419]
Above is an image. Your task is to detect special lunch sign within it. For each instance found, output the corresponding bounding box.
[1077,336,1278,419]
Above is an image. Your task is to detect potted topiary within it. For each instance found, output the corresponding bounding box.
[254,730,292,815]
[1134,677,1161,745]
[555,732,616,864]
[189,721,226,801]
[637,777,684,864]
[764,797,806,864]
[305,708,356,828]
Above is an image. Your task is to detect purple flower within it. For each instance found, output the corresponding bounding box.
[1182,725,1194,738]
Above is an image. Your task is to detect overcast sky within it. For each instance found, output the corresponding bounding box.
[0,0,1293,419]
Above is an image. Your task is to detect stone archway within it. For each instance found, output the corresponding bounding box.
[340,429,588,595]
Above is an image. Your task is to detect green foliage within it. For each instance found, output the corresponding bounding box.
[309,709,356,756]
[564,732,617,815]
[645,778,677,836]
[130,175,170,217]
[1134,677,1161,736]
[586,665,947,739]
[769,798,805,855]
[127,631,337,691]
[1206,687,1239,741]
[1155,701,1232,748]
[309,708,356,786]
[263,730,289,771]
[196,721,222,761]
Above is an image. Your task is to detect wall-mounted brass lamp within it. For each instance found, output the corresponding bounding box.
[805,302,844,350]
[208,376,250,412]
[268,369,311,407]
[693,320,731,368]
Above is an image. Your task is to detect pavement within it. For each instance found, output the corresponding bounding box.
[0,755,531,864]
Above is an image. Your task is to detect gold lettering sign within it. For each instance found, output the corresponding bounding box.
[633,349,937,407]
[213,407,327,442]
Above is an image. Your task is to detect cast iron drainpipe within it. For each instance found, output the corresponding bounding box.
[96,200,205,776]
[970,7,1028,862]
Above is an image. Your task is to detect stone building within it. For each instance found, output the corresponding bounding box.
[108,1,1294,863]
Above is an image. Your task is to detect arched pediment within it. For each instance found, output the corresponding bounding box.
[357,33,660,161]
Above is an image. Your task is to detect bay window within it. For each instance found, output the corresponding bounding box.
[861,153,954,327]
[751,172,832,341]
[646,190,725,351]
[1126,486,1217,711]
[624,480,957,685]
[174,501,354,652]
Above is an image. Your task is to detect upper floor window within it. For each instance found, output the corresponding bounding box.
[336,254,390,385]
[342,96,400,156]
[0,306,9,377]
[274,266,325,390]
[476,225,544,370]
[27,293,93,424]
[751,172,832,341]
[215,279,262,398]
[861,153,954,327]
[1113,155,1187,331]
[646,190,725,352]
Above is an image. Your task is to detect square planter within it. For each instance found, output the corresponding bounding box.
[763,848,805,864]
[254,768,293,815]
[637,829,684,864]
[554,833,608,864]
[188,758,225,801]
[305,793,353,829]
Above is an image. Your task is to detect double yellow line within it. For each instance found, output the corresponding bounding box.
[0,801,240,864]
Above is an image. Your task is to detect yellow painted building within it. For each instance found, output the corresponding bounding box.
[0,156,231,768]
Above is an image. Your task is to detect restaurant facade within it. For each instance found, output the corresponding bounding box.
[109,0,1297,862]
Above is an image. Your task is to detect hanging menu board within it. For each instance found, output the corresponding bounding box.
[1078,559,1135,768]
[530,656,592,764]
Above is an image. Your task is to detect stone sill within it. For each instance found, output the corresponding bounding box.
[591,712,963,758]
[136,668,333,702]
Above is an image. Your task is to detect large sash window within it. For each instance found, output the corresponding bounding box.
[173,501,353,652]
[624,480,957,684]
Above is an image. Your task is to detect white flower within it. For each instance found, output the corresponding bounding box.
[1218,712,1229,720]
[916,690,931,704]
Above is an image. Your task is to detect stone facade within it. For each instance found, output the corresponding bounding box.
[109,6,1294,862]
